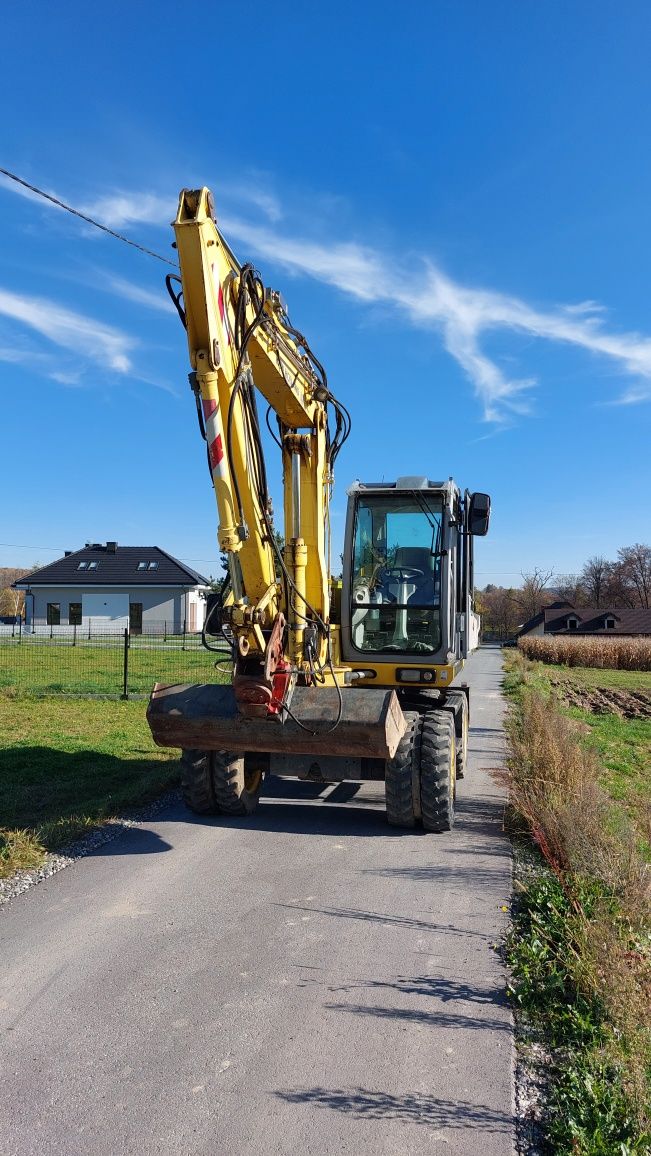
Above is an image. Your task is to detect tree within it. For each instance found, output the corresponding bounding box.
[579,556,609,607]
[554,573,585,606]
[479,585,520,640]
[617,543,651,608]
[0,568,29,619]
[515,568,554,621]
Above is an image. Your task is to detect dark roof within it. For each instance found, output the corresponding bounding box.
[542,607,651,635]
[518,600,576,636]
[14,544,209,588]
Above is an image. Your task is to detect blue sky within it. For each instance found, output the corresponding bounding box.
[1,0,650,586]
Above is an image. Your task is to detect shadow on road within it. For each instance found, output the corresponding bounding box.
[275,901,494,940]
[87,827,174,856]
[274,1086,512,1132]
[324,1001,511,1032]
[323,974,508,1005]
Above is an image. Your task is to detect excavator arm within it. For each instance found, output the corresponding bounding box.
[168,188,348,711]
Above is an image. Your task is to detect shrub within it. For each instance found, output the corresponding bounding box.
[501,658,651,1144]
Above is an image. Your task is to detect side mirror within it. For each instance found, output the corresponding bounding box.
[468,492,491,536]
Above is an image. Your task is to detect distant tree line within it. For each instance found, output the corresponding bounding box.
[477,543,651,639]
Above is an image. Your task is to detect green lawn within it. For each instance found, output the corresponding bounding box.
[544,663,651,692]
[510,655,651,845]
[0,691,182,878]
[0,638,231,695]
[567,707,651,824]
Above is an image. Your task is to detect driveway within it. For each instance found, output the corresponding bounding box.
[1,645,513,1154]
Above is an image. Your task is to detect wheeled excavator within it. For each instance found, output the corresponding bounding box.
[147,188,490,831]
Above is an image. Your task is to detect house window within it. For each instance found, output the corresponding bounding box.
[69,603,82,626]
[567,616,579,630]
[137,562,148,571]
[148,561,159,570]
[605,617,615,629]
[88,561,99,570]
[46,603,60,626]
[77,562,88,570]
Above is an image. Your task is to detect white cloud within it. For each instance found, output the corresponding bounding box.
[83,183,283,228]
[101,273,174,314]
[80,191,171,229]
[223,217,651,419]
[0,288,134,373]
[3,173,651,417]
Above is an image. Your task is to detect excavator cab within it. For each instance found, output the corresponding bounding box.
[340,478,489,682]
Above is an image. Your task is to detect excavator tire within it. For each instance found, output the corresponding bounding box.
[384,711,421,828]
[445,690,469,779]
[180,749,263,816]
[420,710,456,833]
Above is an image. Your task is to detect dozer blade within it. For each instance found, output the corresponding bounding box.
[147,683,406,760]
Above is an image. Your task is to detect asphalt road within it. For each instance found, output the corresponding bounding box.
[1,646,513,1155]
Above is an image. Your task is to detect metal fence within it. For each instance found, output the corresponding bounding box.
[0,622,233,698]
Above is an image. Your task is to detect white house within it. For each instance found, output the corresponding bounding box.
[14,542,211,634]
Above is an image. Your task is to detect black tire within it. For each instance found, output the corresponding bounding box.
[384,711,421,827]
[445,691,469,779]
[180,749,263,816]
[420,710,456,833]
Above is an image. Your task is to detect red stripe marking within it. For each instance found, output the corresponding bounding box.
[209,434,224,470]
[202,397,217,419]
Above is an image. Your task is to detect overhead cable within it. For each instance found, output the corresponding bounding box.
[0,166,178,267]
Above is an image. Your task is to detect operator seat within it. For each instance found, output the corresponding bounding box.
[379,547,439,605]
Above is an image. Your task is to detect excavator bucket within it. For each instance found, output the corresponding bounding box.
[147,683,406,761]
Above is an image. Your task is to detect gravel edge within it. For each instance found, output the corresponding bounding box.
[511,838,551,1156]
[0,788,182,908]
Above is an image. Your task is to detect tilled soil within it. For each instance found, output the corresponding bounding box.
[550,677,651,719]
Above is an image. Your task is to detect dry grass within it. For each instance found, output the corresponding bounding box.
[519,634,651,671]
[502,652,651,1134]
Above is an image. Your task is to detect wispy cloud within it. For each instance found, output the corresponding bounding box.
[0,287,134,373]
[101,272,174,314]
[82,183,282,228]
[223,217,651,420]
[80,191,171,229]
[3,174,651,418]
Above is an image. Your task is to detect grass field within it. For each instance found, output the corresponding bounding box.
[0,638,231,695]
[544,663,651,692]
[520,659,651,839]
[0,690,182,878]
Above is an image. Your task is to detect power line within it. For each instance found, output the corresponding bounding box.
[0,166,178,268]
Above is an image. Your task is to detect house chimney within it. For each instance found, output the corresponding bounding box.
[65,551,72,557]
[106,541,117,554]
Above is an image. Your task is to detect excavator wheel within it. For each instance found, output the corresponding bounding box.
[445,690,469,779]
[420,710,456,833]
[180,749,263,816]
[384,711,421,828]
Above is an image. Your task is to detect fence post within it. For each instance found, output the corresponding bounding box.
[121,628,129,699]
[88,618,92,640]
[73,622,77,647]
[18,617,22,643]
[164,620,167,642]
[182,618,186,651]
